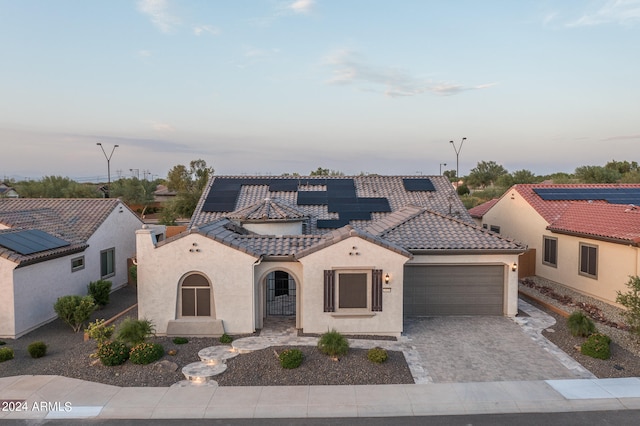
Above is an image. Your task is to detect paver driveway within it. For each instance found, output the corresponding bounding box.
[402,306,591,383]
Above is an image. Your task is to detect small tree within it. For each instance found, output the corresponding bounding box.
[88,279,112,307]
[53,295,96,333]
[616,276,640,337]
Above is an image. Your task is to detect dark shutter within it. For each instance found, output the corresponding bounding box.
[324,270,335,312]
[372,269,383,312]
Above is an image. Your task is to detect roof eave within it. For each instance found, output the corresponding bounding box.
[409,248,527,255]
[547,227,640,247]
[14,245,89,268]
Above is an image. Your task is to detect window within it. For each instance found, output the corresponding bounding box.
[100,248,115,279]
[323,269,383,312]
[579,243,598,278]
[180,273,212,317]
[490,225,501,233]
[482,224,488,229]
[542,236,558,267]
[71,256,85,272]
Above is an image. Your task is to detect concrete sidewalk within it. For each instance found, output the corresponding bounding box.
[1,375,640,420]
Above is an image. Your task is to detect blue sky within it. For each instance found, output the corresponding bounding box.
[1,0,639,182]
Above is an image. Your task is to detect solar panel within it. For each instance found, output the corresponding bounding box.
[534,187,640,205]
[317,219,350,228]
[0,230,70,255]
[269,179,299,192]
[297,192,329,205]
[403,178,436,191]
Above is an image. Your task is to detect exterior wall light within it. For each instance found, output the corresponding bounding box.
[512,263,517,272]
[384,273,390,284]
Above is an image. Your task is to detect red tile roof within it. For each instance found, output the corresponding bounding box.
[468,198,499,218]
[547,203,640,245]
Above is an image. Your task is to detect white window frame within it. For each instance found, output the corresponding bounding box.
[100,248,115,279]
[579,243,598,279]
[542,236,558,268]
[71,256,85,272]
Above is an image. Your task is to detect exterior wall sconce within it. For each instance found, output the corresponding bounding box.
[384,273,390,284]
[512,263,517,272]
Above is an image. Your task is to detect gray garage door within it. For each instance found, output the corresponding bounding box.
[404,265,505,316]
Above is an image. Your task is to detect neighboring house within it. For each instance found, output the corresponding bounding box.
[0,199,143,338]
[468,198,499,227]
[478,184,640,305]
[137,176,525,338]
[0,183,19,198]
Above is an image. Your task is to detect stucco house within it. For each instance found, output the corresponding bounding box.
[136,176,525,338]
[478,184,640,305]
[0,198,143,338]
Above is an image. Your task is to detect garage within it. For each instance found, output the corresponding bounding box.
[403,265,505,316]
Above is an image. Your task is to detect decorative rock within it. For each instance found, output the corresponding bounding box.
[154,360,179,372]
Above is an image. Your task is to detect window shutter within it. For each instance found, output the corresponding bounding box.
[324,270,335,312]
[372,269,383,312]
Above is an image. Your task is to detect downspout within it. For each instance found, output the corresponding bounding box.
[252,255,264,332]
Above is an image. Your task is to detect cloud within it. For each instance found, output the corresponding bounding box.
[138,50,152,57]
[137,0,181,33]
[146,120,175,133]
[567,0,640,27]
[193,25,221,36]
[601,134,640,141]
[289,0,315,15]
[324,49,495,97]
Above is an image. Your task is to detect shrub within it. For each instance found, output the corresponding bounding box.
[172,337,189,345]
[219,333,233,344]
[0,341,5,345]
[85,319,115,345]
[616,275,640,337]
[116,318,155,346]
[88,280,112,307]
[367,347,388,364]
[318,329,349,358]
[129,342,165,365]
[97,341,130,366]
[27,341,47,359]
[53,295,96,333]
[0,347,14,362]
[581,333,611,360]
[279,348,303,369]
[567,311,596,337]
[129,265,137,284]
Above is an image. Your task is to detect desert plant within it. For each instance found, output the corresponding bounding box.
[129,342,164,365]
[567,310,596,337]
[88,279,112,307]
[581,333,611,360]
[97,341,130,366]
[0,341,5,345]
[367,347,388,364]
[129,265,137,284]
[116,318,155,346]
[27,341,47,358]
[219,333,233,344]
[616,275,640,337]
[318,329,349,358]
[85,319,115,345]
[172,337,189,345]
[0,347,14,362]
[279,348,303,369]
[53,295,96,332]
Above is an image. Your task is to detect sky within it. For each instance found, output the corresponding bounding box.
[1,0,639,183]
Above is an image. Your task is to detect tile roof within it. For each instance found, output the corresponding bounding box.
[0,198,140,265]
[547,203,640,245]
[468,198,499,219]
[227,198,307,222]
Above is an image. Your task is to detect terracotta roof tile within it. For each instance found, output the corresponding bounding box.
[468,198,499,218]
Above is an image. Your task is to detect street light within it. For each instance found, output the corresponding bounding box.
[96,143,119,198]
[439,163,447,175]
[449,137,467,185]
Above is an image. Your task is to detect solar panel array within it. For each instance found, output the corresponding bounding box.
[0,229,70,255]
[202,177,392,228]
[403,178,436,192]
[533,188,640,205]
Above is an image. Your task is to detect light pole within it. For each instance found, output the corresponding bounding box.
[96,143,119,198]
[449,137,467,184]
[439,163,447,175]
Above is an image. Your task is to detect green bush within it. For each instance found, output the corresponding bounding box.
[581,333,611,360]
[85,319,115,345]
[129,265,137,284]
[219,333,233,344]
[116,318,155,346]
[97,341,130,366]
[318,329,349,358]
[616,275,640,337]
[279,348,303,369]
[0,347,14,362]
[0,341,5,345]
[53,295,96,333]
[367,347,388,364]
[27,341,47,359]
[172,337,189,345]
[567,311,596,337]
[129,342,165,365]
[88,280,112,307]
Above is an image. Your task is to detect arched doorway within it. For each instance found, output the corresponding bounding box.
[265,270,296,316]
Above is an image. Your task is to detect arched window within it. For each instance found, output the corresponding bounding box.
[180,273,212,317]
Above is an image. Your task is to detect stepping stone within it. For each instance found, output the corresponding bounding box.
[171,379,219,388]
[182,361,227,382]
[232,336,271,353]
[198,346,239,364]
